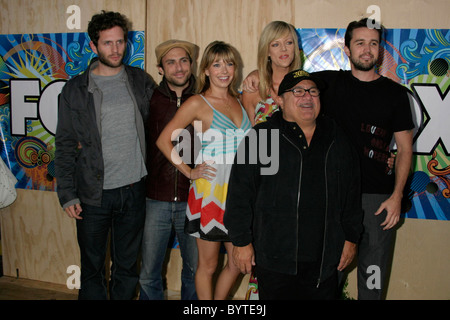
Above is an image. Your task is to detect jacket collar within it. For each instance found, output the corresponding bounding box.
[157,74,196,100]
[78,58,98,90]
[83,58,129,92]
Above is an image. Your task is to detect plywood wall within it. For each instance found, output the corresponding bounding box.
[146,0,450,83]
[0,190,78,283]
[0,0,449,299]
[0,0,147,34]
[146,0,296,81]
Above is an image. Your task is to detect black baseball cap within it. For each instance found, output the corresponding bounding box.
[278,69,326,96]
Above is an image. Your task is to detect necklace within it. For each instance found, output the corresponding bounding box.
[222,97,232,110]
[209,94,232,110]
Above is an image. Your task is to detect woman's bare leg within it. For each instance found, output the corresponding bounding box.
[213,241,241,300]
[195,238,220,300]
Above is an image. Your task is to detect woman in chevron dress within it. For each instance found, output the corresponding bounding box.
[157,41,251,300]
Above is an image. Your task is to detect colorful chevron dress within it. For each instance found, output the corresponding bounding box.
[185,95,251,241]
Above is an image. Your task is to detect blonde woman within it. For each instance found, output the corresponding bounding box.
[242,21,302,125]
[156,41,251,300]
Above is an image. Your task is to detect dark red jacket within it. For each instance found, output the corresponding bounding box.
[145,75,196,201]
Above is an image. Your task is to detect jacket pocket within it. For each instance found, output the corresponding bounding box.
[70,109,93,147]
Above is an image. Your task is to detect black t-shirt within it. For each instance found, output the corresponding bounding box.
[314,70,414,194]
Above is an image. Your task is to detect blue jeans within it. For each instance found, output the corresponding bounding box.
[139,199,198,300]
[76,179,146,300]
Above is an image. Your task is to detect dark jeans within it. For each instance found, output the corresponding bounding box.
[357,193,395,300]
[76,179,146,300]
[256,265,338,300]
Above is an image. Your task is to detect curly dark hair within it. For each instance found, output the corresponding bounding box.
[87,10,130,47]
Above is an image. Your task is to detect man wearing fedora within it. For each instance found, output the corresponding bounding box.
[139,40,200,300]
[224,70,363,299]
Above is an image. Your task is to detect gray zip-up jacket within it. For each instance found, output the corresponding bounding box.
[55,58,156,208]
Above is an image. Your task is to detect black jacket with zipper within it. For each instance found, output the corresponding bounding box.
[224,111,363,284]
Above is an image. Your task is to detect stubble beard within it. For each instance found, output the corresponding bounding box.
[98,52,124,69]
[350,54,378,72]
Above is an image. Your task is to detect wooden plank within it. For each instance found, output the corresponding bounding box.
[0,189,79,284]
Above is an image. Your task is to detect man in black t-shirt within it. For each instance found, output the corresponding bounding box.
[314,18,414,300]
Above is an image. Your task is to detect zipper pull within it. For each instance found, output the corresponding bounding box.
[177,97,181,108]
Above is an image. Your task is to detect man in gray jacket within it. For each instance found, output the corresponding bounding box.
[55,10,155,299]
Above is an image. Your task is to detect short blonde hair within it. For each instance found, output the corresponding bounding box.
[196,41,242,97]
[257,21,302,100]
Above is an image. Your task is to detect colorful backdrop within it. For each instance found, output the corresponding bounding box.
[0,31,144,190]
[0,28,448,222]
